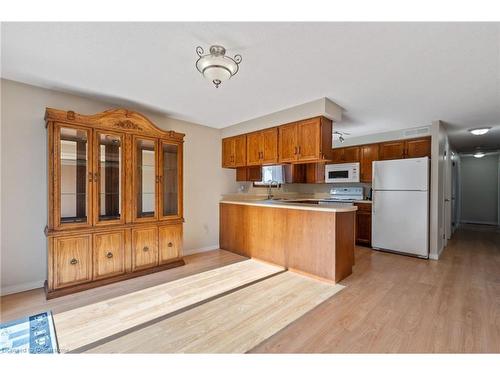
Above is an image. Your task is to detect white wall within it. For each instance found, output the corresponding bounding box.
[428,120,448,259]
[460,154,499,225]
[0,79,237,295]
[221,98,342,138]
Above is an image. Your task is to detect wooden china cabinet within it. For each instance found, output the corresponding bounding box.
[44,108,185,298]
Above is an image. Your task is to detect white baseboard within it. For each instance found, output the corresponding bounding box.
[1,279,45,296]
[429,244,445,261]
[183,244,220,256]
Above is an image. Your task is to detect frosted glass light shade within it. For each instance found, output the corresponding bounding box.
[195,45,242,88]
[203,66,232,85]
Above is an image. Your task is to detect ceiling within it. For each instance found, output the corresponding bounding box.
[1,22,499,151]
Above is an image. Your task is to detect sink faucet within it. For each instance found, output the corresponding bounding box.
[267,180,279,199]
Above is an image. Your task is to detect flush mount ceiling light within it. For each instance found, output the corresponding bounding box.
[469,127,491,135]
[195,45,242,88]
[473,151,485,158]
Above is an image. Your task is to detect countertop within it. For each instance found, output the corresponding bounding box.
[222,193,371,202]
[220,199,358,213]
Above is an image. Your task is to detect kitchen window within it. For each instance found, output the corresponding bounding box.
[253,165,284,187]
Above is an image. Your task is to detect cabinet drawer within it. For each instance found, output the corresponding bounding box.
[93,230,126,280]
[53,235,92,289]
[159,224,183,264]
[132,227,158,271]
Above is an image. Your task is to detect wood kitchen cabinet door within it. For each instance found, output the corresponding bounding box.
[330,146,359,163]
[246,128,278,166]
[356,211,372,246]
[331,148,345,163]
[342,146,360,163]
[360,144,379,182]
[53,234,92,289]
[261,128,278,164]
[297,118,321,162]
[131,226,159,271]
[233,135,247,167]
[222,137,234,167]
[222,135,246,167]
[379,140,406,160]
[92,230,126,280]
[406,137,431,158]
[278,123,298,162]
[355,203,372,246]
[246,132,262,166]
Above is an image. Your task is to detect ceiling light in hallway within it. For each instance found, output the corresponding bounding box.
[473,151,485,158]
[469,127,491,135]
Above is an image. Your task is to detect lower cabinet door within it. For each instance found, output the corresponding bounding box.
[53,234,92,289]
[93,230,126,280]
[159,224,183,264]
[356,211,372,246]
[132,226,159,271]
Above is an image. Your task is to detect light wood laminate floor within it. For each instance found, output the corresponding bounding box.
[1,226,499,353]
[54,259,284,352]
[87,272,343,353]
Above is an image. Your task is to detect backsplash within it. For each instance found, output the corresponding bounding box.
[236,181,372,199]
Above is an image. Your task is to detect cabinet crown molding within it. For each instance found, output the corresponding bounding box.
[45,108,185,142]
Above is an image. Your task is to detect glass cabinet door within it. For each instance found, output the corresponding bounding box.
[95,132,123,224]
[57,125,92,227]
[159,142,181,219]
[134,137,157,221]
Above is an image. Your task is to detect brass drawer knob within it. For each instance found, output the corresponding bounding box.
[106,252,113,259]
[143,246,149,252]
[168,242,173,247]
[70,258,78,265]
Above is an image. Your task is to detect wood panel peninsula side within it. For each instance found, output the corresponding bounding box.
[219,201,357,283]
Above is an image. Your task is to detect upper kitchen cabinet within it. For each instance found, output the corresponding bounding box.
[379,140,406,160]
[278,117,333,163]
[246,128,278,166]
[331,146,360,164]
[406,137,431,158]
[379,137,431,160]
[360,144,379,182]
[277,122,298,163]
[222,135,246,168]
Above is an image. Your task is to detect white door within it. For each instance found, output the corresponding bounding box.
[373,157,429,191]
[372,190,429,257]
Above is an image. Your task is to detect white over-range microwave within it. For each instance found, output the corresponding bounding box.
[325,162,360,183]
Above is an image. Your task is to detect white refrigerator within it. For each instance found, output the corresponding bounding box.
[372,157,429,258]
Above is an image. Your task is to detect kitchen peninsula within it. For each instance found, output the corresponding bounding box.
[220,199,357,283]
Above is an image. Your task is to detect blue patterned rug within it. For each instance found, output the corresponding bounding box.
[1,311,58,354]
